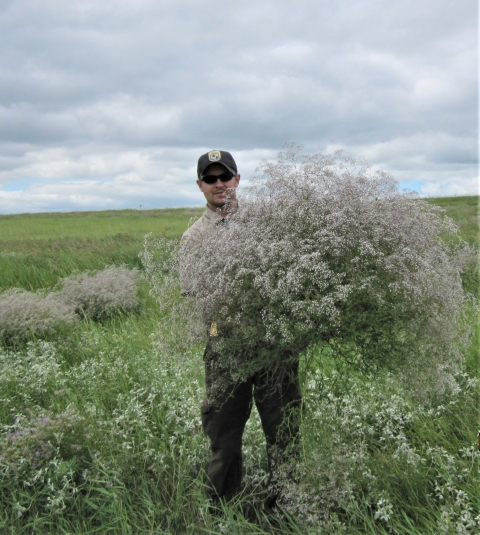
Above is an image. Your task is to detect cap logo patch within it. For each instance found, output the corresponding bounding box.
[208,150,221,162]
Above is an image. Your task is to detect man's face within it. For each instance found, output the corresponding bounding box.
[197,163,240,210]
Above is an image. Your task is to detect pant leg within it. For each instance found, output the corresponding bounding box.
[253,359,302,451]
[253,359,302,507]
[202,344,253,500]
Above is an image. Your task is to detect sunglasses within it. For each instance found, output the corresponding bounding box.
[200,172,235,184]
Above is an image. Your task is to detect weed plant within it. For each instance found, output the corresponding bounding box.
[56,265,139,320]
[0,266,139,345]
[145,148,475,391]
[0,201,478,533]
[0,290,78,345]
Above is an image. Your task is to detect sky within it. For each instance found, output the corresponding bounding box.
[0,0,478,214]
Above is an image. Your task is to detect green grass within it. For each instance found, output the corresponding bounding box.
[0,208,203,291]
[0,198,478,534]
[0,208,204,242]
[426,195,479,244]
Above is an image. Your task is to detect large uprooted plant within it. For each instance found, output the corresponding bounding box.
[142,146,474,386]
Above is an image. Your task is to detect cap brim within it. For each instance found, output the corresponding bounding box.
[200,162,237,177]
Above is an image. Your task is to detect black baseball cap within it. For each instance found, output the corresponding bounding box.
[197,150,237,178]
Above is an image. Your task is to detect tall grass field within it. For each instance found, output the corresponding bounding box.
[0,198,478,534]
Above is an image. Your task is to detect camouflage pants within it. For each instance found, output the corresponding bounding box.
[201,341,301,502]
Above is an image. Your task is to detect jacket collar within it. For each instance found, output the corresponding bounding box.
[204,205,224,222]
[204,201,239,221]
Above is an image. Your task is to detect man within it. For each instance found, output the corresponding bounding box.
[181,150,301,507]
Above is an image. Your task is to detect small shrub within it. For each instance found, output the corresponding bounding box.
[0,408,86,473]
[0,289,78,345]
[57,265,139,320]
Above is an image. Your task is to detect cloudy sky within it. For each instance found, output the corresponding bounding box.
[0,0,477,214]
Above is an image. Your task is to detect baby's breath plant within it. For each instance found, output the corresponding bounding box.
[145,146,473,381]
[0,289,78,345]
[56,265,139,320]
[140,234,205,356]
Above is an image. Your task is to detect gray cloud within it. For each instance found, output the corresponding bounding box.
[0,0,477,213]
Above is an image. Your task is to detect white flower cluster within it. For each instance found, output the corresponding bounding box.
[148,147,473,378]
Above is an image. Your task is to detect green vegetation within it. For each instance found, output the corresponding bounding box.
[428,196,479,299]
[0,197,478,534]
[426,195,479,244]
[0,208,202,291]
[0,208,203,242]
